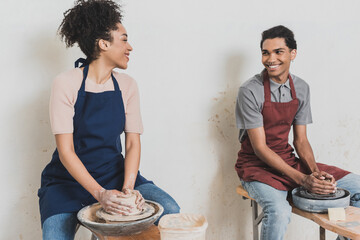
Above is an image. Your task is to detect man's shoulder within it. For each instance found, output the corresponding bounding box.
[291,73,310,90]
[240,73,263,91]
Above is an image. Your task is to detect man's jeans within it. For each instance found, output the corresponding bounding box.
[241,173,360,240]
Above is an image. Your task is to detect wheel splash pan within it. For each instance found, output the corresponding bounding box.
[292,187,350,213]
[77,200,163,236]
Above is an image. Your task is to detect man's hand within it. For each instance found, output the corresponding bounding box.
[96,188,133,215]
[301,172,337,194]
[312,171,336,184]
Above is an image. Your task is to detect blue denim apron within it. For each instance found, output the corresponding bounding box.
[38,59,152,225]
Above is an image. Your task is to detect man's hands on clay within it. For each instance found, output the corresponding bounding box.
[122,188,145,211]
[96,188,133,215]
[312,171,336,184]
[301,171,337,195]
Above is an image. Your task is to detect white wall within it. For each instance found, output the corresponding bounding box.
[1,0,359,239]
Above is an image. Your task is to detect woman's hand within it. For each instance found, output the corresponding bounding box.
[96,188,133,215]
[301,172,337,194]
[123,188,145,211]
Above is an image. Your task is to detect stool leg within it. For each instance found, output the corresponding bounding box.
[252,200,259,240]
[91,234,98,240]
[320,226,325,240]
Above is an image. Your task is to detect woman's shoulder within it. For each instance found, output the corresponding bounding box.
[52,68,83,90]
[112,71,138,92]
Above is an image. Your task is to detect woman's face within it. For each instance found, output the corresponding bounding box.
[103,23,133,69]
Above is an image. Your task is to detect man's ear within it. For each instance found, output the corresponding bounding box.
[290,49,297,60]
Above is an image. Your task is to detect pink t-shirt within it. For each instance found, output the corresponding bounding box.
[50,68,143,135]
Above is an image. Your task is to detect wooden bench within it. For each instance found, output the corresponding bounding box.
[237,184,360,240]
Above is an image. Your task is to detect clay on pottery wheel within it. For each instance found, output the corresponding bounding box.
[96,192,156,222]
[113,192,142,216]
[298,187,347,200]
[298,178,346,200]
[77,201,164,236]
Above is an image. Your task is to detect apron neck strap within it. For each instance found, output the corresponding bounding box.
[111,73,120,92]
[78,65,121,93]
[288,74,297,99]
[75,58,88,68]
[263,70,272,102]
[263,70,297,102]
[79,65,89,92]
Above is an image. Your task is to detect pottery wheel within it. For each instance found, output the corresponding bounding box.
[96,203,155,222]
[298,187,347,200]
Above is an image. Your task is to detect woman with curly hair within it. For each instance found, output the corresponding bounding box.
[38,1,180,239]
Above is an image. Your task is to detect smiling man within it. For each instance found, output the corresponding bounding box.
[235,25,360,240]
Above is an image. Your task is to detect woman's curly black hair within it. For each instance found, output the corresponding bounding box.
[58,0,123,63]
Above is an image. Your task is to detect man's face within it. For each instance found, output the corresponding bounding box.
[261,38,296,83]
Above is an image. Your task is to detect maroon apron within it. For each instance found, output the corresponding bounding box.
[235,71,350,191]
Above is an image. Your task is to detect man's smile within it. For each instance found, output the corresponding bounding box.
[266,64,281,70]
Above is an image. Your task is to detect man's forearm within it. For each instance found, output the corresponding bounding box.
[254,145,305,185]
[294,139,319,173]
[247,127,306,184]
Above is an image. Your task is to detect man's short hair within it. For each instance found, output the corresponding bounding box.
[260,25,297,50]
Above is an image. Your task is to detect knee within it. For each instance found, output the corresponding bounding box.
[263,203,291,224]
[42,213,78,240]
[351,193,360,208]
[162,200,181,215]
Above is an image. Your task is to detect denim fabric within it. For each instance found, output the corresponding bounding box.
[241,180,291,240]
[337,173,360,208]
[42,212,78,240]
[135,183,180,225]
[335,173,360,240]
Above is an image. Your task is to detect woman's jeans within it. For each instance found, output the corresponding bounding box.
[241,173,360,240]
[42,183,180,240]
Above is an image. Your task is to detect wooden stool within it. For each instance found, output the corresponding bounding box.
[87,225,160,240]
[237,184,360,240]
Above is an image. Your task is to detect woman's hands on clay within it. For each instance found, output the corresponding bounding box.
[301,171,337,195]
[123,188,145,210]
[96,188,133,215]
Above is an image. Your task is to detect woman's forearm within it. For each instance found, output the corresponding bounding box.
[56,134,103,200]
[122,133,141,190]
